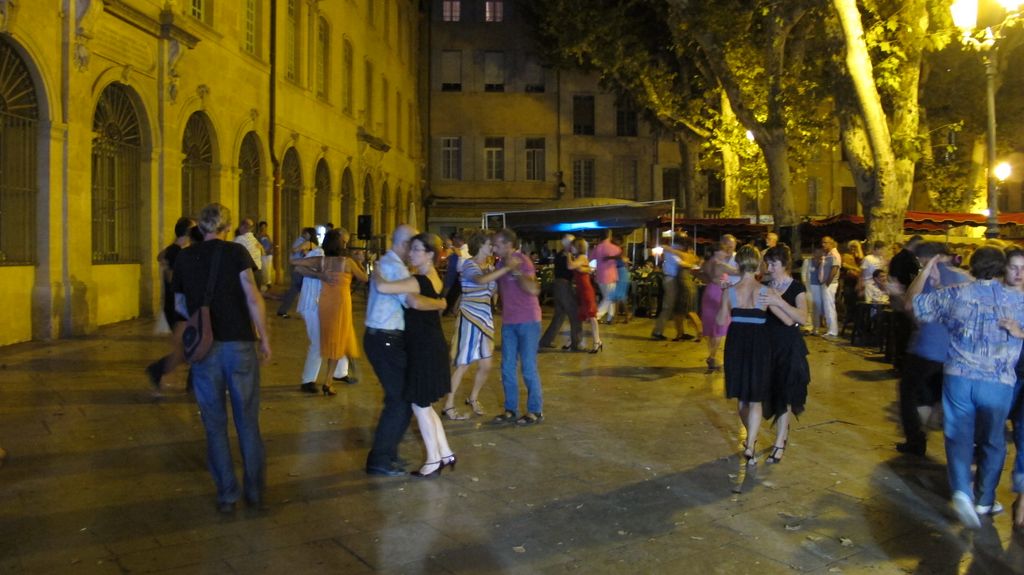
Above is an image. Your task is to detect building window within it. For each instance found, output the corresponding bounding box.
[381,77,390,138]
[190,0,211,24]
[841,186,858,215]
[384,0,392,44]
[281,149,302,244]
[616,103,638,137]
[662,167,683,207]
[409,102,415,155]
[0,37,39,265]
[441,50,462,92]
[181,113,215,219]
[485,137,505,180]
[441,137,462,180]
[484,51,505,92]
[315,159,331,227]
[243,0,259,55]
[485,0,504,22]
[91,84,142,264]
[442,0,461,22]
[807,177,820,214]
[367,0,375,27]
[525,138,545,181]
[364,60,374,126]
[614,157,637,199]
[238,132,262,222]
[572,158,595,198]
[316,17,330,100]
[286,0,300,82]
[573,96,595,136]
[396,92,403,150]
[524,60,545,93]
[343,39,354,114]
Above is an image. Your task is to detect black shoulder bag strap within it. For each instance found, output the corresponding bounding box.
[203,243,225,306]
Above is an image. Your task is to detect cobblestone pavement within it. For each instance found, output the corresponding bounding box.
[2,302,1024,574]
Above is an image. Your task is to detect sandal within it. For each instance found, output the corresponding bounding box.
[766,441,787,464]
[516,412,544,425]
[443,406,469,421]
[492,409,517,424]
[465,398,485,416]
[742,440,758,466]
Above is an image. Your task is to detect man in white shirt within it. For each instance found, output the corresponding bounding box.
[234,218,264,284]
[859,240,888,295]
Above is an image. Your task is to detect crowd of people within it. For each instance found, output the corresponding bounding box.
[145,203,1024,535]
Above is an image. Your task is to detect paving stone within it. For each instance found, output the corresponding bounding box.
[2,305,1024,572]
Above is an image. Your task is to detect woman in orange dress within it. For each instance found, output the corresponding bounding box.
[318,229,368,396]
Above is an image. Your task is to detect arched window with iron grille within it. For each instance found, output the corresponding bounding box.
[0,37,39,265]
[238,132,262,221]
[281,148,302,243]
[91,83,142,264]
[341,167,355,233]
[181,112,214,218]
[314,158,331,227]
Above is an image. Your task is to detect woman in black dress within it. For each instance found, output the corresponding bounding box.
[373,233,455,477]
[717,245,772,464]
[761,245,810,464]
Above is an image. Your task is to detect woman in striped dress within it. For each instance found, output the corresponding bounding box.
[443,230,514,420]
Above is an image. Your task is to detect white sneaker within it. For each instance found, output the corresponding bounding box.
[975,501,1004,515]
[952,491,982,528]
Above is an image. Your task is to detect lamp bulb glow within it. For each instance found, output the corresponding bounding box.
[995,162,1012,182]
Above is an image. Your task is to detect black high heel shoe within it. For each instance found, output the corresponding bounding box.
[589,342,603,354]
[441,453,457,471]
[411,461,442,478]
[766,440,787,464]
[322,383,337,397]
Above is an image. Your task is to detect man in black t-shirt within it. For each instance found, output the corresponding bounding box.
[173,203,271,513]
[146,217,195,390]
[539,234,582,351]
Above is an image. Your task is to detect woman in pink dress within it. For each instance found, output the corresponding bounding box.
[568,238,602,353]
[699,242,737,371]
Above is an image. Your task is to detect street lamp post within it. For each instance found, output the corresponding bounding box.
[950,0,1022,238]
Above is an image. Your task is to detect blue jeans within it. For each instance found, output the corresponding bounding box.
[943,374,1013,506]
[192,341,265,505]
[501,321,543,415]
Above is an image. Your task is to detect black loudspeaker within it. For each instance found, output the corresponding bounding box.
[357,215,373,240]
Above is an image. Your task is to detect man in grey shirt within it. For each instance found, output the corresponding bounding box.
[364,224,446,476]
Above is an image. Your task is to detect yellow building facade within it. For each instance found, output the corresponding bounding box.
[0,0,424,346]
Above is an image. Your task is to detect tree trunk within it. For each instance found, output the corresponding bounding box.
[833,0,906,244]
[677,131,706,218]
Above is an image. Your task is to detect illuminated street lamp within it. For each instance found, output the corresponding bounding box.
[950,0,1023,237]
[995,161,1012,215]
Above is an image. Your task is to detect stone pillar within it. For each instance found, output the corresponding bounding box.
[31,122,68,340]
